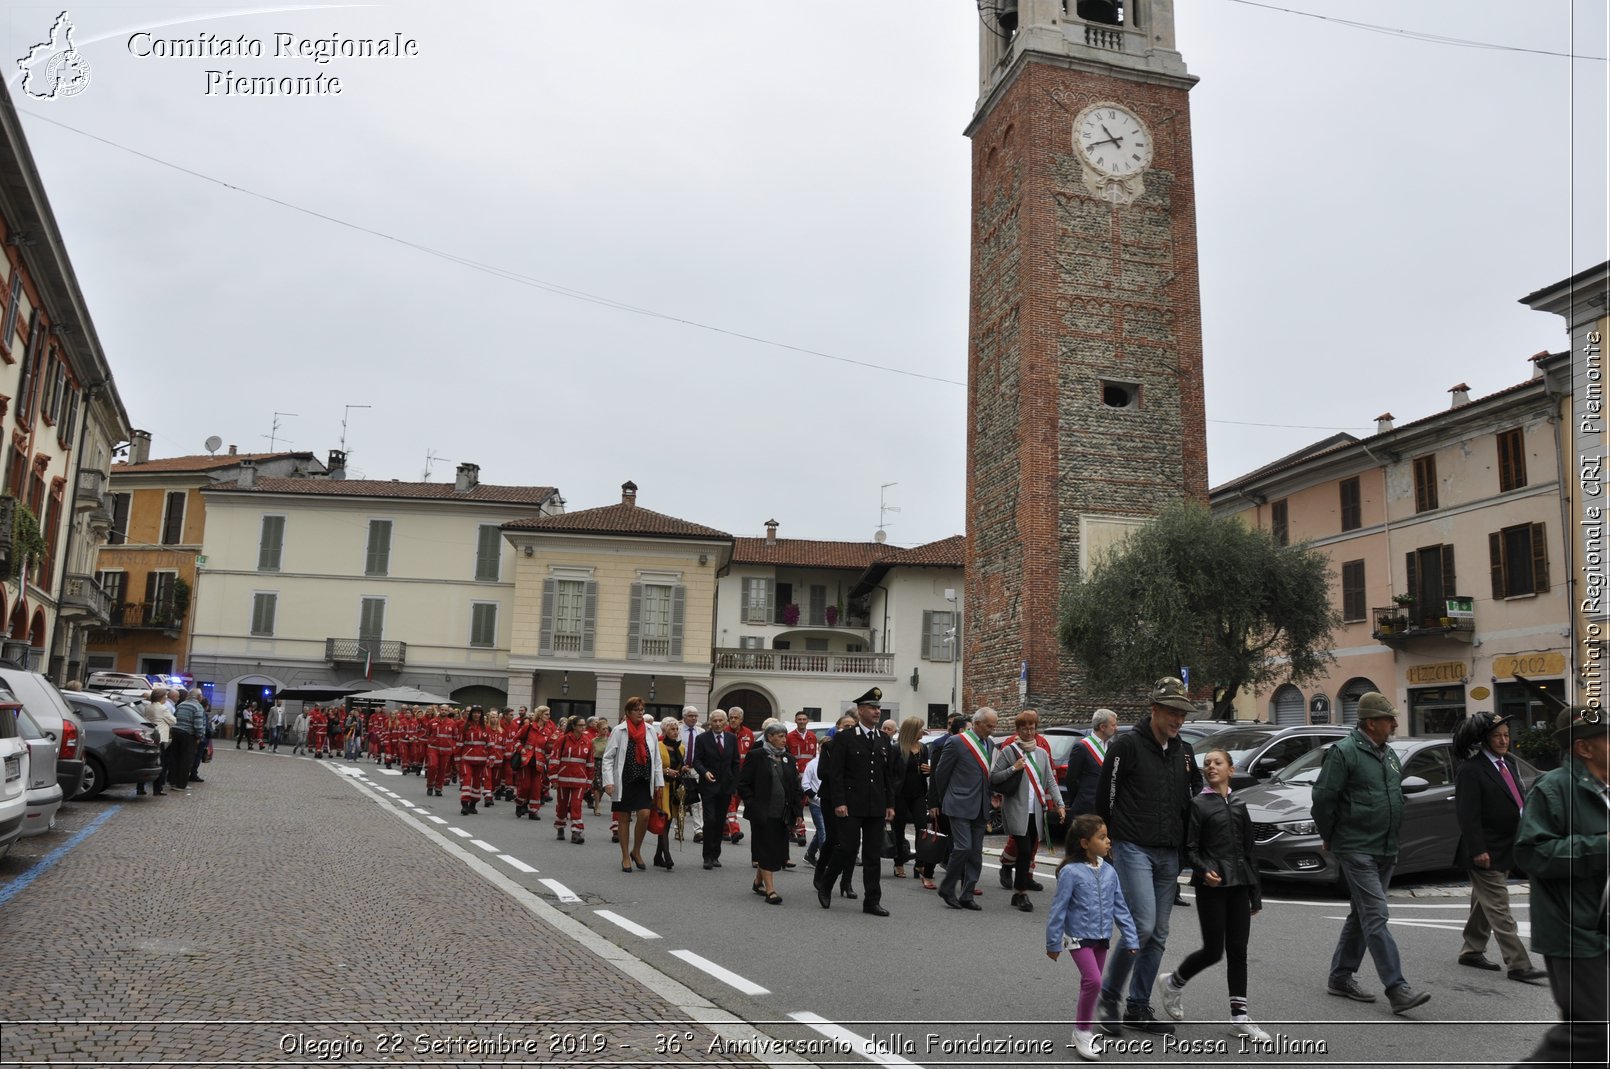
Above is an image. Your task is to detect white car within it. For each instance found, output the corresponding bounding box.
[0,699,29,859]
[12,703,62,837]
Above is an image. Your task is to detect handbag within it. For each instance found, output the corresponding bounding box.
[915,828,949,868]
[646,809,669,835]
[509,750,523,772]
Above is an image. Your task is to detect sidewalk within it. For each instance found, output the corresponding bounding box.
[0,748,767,1066]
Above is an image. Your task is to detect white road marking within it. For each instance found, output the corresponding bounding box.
[789,1011,924,1068]
[498,854,537,873]
[1326,915,1531,937]
[469,839,500,853]
[539,878,581,903]
[425,815,448,824]
[448,827,472,838]
[668,949,769,995]
[595,910,659,939]
[378,768,403,776]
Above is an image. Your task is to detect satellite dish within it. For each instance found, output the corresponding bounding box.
[203,436,223,455]
[873,529,887,544]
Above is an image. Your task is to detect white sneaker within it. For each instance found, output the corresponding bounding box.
[1071,1029,1101,1061]
[1159,973,1185,1021]
[1232,1017,1270,1042]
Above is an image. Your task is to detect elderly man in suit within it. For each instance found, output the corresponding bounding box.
[818,687,896,916]
[692,709,738,870]
[1453,713,1548,983]
[929,706,1000,910]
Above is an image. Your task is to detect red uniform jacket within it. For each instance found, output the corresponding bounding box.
[551,734,593,788]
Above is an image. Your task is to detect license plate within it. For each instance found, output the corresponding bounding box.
[3,754,19,783]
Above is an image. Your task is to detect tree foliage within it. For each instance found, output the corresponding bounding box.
[1057,504,1341,719]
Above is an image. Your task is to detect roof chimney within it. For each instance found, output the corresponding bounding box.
[621,480,638,507]
[1448,383,1471,408]
[455,462,479,493]
[228,444,237,456]
[1530,350,1551,378]
[327,449,347,481]
[129,430,152,465]
[1375,412,1395,434]
[238,459,257,489]
[765,518,779,545]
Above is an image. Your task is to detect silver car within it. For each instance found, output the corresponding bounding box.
[11,704,62,837]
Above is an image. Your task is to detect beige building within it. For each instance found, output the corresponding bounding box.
[1212,363,1571,734]
[188,461,560,714]
[501,482,731,723]
[712,524,965,726]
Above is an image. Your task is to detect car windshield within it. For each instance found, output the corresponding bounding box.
[1045,734,1079,762]
[1271,743,1334,784]
[1200,728,1272,765]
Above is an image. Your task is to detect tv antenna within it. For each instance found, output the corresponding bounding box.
[876,482,900,543]
[203,436,222,456]
[263,412,298,450]
[423,449,452,481]
[339,404,372,454]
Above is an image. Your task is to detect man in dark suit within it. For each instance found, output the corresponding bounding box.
[692,709,738,870]
[1066,708,1119,815]
[929,706,1000,910]
[1453,713,1547,982]
[818,687,896,916]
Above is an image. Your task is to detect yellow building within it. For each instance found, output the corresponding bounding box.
[502,481,731,722]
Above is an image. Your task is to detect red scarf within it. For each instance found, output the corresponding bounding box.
[626,717,649,765]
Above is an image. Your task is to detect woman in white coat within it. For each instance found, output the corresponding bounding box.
[602,696,664,873]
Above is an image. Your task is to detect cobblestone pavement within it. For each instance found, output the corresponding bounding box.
[0,748,768,1067]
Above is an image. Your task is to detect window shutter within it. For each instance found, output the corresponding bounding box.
[669,585,686,660]
[626,582,643,660]
[470,604,496,647]
[1404,551,1417,606]
[360,598,384,643]
[1486,532,1504,600]
[365,520,391,576]
[1439,545,1456,606]
[252,593,276,636]
[1530,522,1550,593]
[921,610,933,659]
[145,570,160,605]
[259,516,284,571]
[764,579,775,624]
[475,525,501,581]
[741,577,753,622]
[538,578,556,656]
[581,580,598,658]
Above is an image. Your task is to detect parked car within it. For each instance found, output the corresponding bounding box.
[0,667,85,801]
[11,703,63,837]
[0,698,29,860]
[1240,737,1540,886]
[84,671,158,704]
[63,691,162,799]
[1193,722,1350,789]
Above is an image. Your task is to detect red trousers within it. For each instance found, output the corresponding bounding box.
[309,727,328,753]
[408,740,427,770]
[426,748,453,791]
[554,787,584,832]
[459,759,486,804]
[514,763,545,811]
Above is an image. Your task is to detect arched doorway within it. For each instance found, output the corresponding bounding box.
[29,608,46,652]
[717,688,774,728]
[1271,684,1305,725]
[1338,678,1379,725]
[9,600,27,639]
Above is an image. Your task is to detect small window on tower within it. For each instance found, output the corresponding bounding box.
[1099,380,1140,409]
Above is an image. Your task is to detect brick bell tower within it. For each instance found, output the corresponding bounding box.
[964,0,1208,715]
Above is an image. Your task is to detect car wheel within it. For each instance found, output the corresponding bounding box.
[78,755,108,800]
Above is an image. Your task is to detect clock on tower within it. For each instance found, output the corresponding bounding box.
[963,0,1208,715]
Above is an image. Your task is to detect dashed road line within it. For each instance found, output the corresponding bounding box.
[539,877,581,903]
[498,855,537,874]
[595,910,659,939]
[424,815,448,825]
[789,1012,925,1068]
[469,839,500,853]
[668,950,769,995]
[448,827,472,838]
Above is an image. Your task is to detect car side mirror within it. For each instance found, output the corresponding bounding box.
[1229,771,1257,789]
[1253,756,1281,775]
[1400,775,1430,795]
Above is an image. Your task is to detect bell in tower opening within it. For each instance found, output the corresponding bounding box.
[1076,0,1122,26]
[995,0,1018,35]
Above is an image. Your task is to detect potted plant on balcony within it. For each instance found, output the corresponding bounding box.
[824,604,839,627]
[1391,593,1415,630]
[1375,614,1395,636]
[781,602,800,626]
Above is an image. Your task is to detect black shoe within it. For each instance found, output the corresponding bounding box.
[612,832,619,843]
[730,831,744,845]
[999,862,1014,888]
[803,853,817,867]
[817,885,832,909]
[840,887,858,900]
[959,897,982,911]
[515,805,528,818]
[1325,979,1377,1003]
[557,827,566,840]
[190,777,204,783]
[1458,953,1502,972]
[1011,893,1033,912]
[693,831,703,843]
[712,859,722,867]
[461,803,471,816]
[484,799,494,807]
[1123,1006,1174,1036]
[1097,997,1123,1037]
[939,892,962,909]
[703,860,715,870]
[1025,879,1045,891]
[135,787,146,795]
[1174,887,1189,906]
[1387,985,1431,1014]
[1508,968,1548,985]
[862,904,890,917]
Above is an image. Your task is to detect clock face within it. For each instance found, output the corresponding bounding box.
[1074,105,1153,178]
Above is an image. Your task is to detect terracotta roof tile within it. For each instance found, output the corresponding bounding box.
[731,538,895,569]
[504,502,730,540]
[206,477,558,506]
[114,451,314,474]
[891,535,966,567]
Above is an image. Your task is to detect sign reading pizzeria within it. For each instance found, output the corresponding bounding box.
[1406,661,1467,685]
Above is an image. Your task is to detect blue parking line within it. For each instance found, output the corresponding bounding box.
[0,805,121,906]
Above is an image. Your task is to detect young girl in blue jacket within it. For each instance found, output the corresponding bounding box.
[1047,814,1138,1061]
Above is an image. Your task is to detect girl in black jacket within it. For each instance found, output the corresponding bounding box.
[1158,748,1269,1042]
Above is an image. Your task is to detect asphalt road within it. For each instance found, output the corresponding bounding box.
[326,751,1558,1069]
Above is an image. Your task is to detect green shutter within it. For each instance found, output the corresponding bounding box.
[921,610,933,660]
[471,603,496,647]
[476,525,501,581]
[258,515,284,571]
[1489,532,1505,600]
[252,593,276,636]
[538,578,556,656]
[581,580,598,658]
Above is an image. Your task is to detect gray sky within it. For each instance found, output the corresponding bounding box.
[5,1,1605,548]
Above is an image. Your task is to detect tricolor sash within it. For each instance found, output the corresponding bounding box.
[959,730,991,776]
[1080,735,1106,764]
[1015,742,1049,809]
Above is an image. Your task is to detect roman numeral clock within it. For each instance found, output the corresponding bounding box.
[963,0,1209,713]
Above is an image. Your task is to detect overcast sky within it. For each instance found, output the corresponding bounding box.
[4,1,1605,548]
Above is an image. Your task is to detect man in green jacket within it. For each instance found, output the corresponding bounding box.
[1511,704,1609,1066]
[1311,692,1431,1015]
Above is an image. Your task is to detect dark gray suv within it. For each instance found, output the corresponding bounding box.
[64,691,162,799]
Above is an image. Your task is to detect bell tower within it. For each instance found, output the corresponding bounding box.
[964,0,1207,713]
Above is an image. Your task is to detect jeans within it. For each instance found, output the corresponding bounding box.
[269,726,283,752]
[1102,840,1182,1011]
[805,801,825,859]
[1329,852,1405,992]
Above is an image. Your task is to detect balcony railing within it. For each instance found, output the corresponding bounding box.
[111,601,182,631]
[325,638,407,669]
[1371,604,1475,644]
[714,647,893,677]
[59,573,112,624]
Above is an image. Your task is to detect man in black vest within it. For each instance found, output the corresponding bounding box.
[818,687,895,916]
